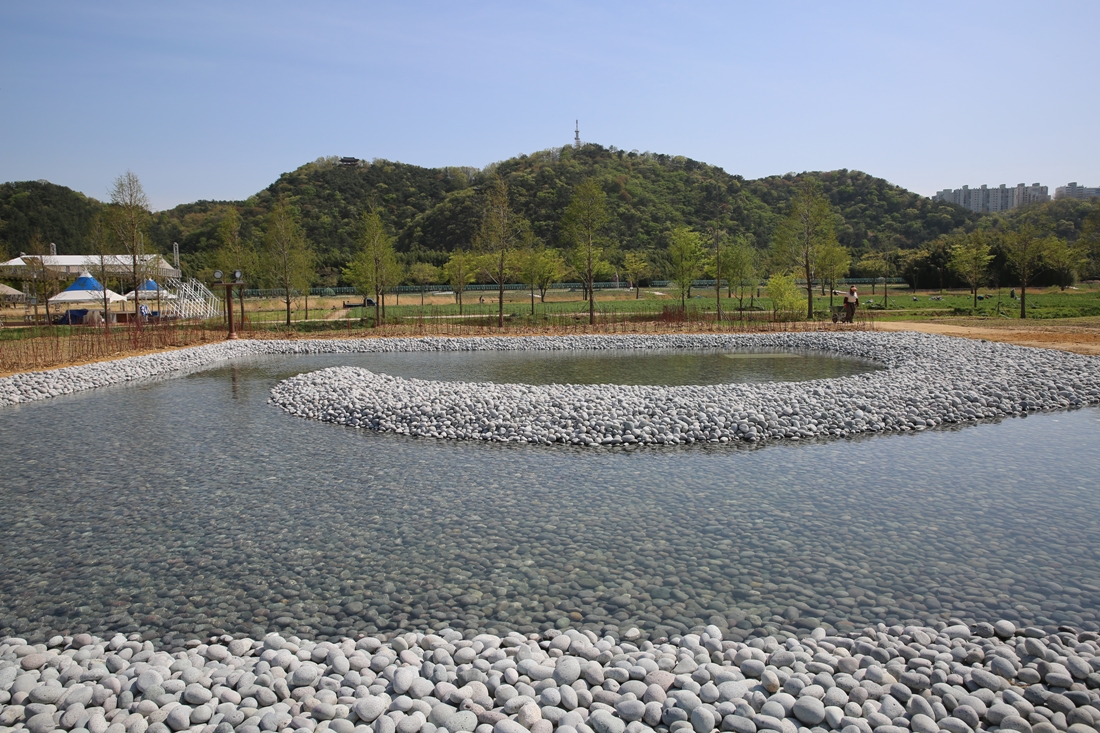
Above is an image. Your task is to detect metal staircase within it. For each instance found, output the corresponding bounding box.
[165,278,221,320]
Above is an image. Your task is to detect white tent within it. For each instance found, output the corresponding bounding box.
[0,283,25,302]
[48,272,126,304]
[123,279,176,300]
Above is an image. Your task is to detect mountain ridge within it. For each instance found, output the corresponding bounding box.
[2,144,979,283]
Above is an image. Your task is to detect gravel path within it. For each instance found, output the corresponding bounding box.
[3,622,1099,733]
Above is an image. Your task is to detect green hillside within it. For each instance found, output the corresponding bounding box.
[0,145,1021,287]
[0,181,104,257]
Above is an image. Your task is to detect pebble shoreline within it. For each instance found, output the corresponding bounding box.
[4,334,1097,447]
[264,333,1100,446]
[3,622,1100,733]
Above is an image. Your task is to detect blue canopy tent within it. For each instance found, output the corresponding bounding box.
[49,272,126,304]
[124,279,175,300]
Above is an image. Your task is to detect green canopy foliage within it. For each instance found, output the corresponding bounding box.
[6,147,1098,292]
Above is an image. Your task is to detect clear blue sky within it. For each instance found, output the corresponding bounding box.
[2,1,1096,211]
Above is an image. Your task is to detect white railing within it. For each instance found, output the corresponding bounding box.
[166,278,221,320]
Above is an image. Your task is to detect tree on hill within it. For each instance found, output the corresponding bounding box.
[722,236,758,313]
[562,179,612,325]
[108,171,152,323]
[519,244,565,315]
[621,250,649,299]
[1000,224,1054,319]
[771,179,838,319]
[442,249,476,314]
[948,231,994,309]
[475,176,527,327]
[214,207,257,321]
[344,211,399,325]
[667,227,706,309]
[85,212,116,333]
[263,199,314,327]
[408,262,440,306]
[816,241,850,310]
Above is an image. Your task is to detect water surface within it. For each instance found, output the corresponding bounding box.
[275,348,880,386]
[1,351,1097,649]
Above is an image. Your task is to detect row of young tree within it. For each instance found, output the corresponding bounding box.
[16,170,1096,328]
[337,176,852,327]
[209,173,1100,326]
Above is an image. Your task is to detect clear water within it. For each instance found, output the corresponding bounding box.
[1,350,1098,649]
[264,348,880,386]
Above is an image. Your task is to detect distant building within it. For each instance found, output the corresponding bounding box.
[1054,182,1100,200]
[934,183,1049,213]
[0,254,180,280]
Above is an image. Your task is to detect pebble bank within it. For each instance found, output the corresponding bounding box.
[3,622,1100,733]
[264,333,1100,446]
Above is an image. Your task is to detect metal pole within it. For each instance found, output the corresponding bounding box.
[225,284,238,339]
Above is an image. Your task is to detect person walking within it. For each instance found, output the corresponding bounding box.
[843,286,859,323]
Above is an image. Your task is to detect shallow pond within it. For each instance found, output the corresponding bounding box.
[264,347,881,386]
[1,350,1098,649]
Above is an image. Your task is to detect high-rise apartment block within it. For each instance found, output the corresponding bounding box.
[933,183,1050,213]
[1054,182,1100,200]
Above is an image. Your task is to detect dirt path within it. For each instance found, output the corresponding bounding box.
[875,319,1100,355]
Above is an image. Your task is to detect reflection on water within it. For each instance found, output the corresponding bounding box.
[0,351,1097,648]
[256,348,880,386]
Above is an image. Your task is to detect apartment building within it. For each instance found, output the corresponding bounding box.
[1054,182,1100,200]
[933,183,1049,213]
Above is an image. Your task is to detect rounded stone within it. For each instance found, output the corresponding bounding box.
[792,697,825,726]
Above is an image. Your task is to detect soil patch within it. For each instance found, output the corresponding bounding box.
[875,317,1100,355]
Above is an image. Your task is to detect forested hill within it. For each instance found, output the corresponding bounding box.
[2,146,978,280]
[0,181,104,257]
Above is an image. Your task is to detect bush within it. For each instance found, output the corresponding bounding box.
[765,274,804,321]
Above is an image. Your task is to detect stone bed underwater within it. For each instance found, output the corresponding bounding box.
[2,332,1100,733]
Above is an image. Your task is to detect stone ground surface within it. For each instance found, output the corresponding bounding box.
[267,332,1100,446]
[2,622,1099,733]
[4,316,1100,378]
[874,321,1100,357]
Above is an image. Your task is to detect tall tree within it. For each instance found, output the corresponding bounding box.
[343,211,398,326]
[1042,237,1089,291]
[85,212,116,333]
[816,241,851,311]
[622,250,649,299]
[706,224,727,321]
[24,233,57,325]
[263,199,314,327]
[723,237,757,314]
[519,243,565,316]
[408,262,440,306]
[108,170,151,323]
[1000,224,1053,319]
[1082,204,1100,276]
[667,227,706,309]
[948,231,994,309]
[442,249,476,315]
[771,179,838,319]
[475,176,526,327]
[215,207,256,326]
[562,179,611,325]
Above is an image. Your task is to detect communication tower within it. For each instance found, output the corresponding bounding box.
[575,120,581,149]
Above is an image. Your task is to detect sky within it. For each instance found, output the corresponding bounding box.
[1,1,1097,211]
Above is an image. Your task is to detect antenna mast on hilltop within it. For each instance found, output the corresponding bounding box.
[575,120,581,149]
